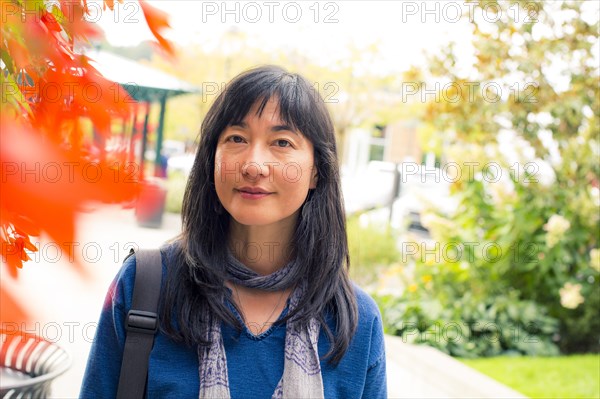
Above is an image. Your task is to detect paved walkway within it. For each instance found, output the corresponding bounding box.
[2,205,524,398]
[384,335,525,398]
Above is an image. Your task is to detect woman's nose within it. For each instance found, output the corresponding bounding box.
[241,145,273,180]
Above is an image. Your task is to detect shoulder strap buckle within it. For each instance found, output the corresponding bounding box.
[126,310,158,334]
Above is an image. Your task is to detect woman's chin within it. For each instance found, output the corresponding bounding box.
[229,214,274,227]
[227,210,300,229]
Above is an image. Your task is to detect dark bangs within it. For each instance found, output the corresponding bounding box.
[212,65,330,147]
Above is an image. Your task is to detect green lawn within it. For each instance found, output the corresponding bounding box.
[459,355,600,399]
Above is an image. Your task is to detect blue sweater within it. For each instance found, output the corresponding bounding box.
[79,249,387,399]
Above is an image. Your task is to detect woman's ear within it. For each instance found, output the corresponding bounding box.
[309,166,318,189]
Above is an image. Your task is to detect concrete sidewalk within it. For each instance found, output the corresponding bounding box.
[384,335,525,398]
[2,205,524,398]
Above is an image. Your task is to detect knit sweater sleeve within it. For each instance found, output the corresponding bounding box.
[352,284,388,399]
[361,312,387,399]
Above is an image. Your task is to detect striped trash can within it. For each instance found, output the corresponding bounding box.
[0,329,71,398]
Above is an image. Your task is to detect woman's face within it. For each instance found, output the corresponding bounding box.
[214,98,317,228]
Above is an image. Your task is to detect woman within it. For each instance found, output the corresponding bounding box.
[80,65,387,398]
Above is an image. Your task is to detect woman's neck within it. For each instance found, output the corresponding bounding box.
[228,214,297,275]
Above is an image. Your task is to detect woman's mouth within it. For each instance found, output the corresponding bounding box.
[236,187,273,200]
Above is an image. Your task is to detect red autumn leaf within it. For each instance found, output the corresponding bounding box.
[60,0,103,40]
[1,118,140,276]
[41,10,62,32]
[0,216,38,278]
[0,286,29,325]
[6,38,31,71]
[22,12,55,57]
[11,215,41,238]
[76,56,134,134]
[103,0,115,11]
[139,0,175,57]
[1,120,84,271]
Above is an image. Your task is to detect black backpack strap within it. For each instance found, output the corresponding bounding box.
[116,248,163,399]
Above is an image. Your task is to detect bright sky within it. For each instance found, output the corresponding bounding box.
[89,0,479,75]
[88,0,599,84]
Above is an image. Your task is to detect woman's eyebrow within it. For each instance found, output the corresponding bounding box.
[271,124,298,135]
[228,121,298,135]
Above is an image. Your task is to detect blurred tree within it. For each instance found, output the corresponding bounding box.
[318,42,400,152]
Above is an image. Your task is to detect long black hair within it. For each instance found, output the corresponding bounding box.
[160,65,358,366]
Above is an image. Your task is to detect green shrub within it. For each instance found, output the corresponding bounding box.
[376,291,560,358]
[407,168,599,355]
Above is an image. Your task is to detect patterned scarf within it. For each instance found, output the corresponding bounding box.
[197,252,325,398]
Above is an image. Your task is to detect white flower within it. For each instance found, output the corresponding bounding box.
[559,282,584,309]
[488,177,516,205]
[544,214,571,248]
[533,158,556,187]
[544,214,571,235]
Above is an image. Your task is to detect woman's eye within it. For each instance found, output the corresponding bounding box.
[274,139,291,148]
[227,135,245,143]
